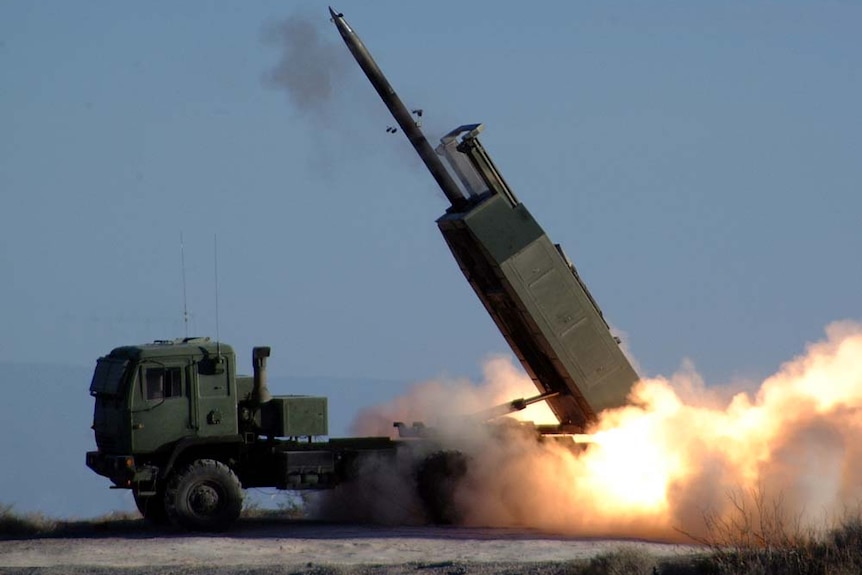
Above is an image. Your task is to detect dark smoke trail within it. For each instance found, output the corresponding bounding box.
[261,13,349,118]
[261,10,442,182]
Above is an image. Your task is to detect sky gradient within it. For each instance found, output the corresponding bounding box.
[1,1,860,516]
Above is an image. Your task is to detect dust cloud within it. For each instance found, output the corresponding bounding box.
[320,321,862,540]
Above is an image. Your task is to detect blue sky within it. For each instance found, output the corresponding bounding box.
[1,1,860,515]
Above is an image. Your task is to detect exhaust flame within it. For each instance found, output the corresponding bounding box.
[337,321,862,540]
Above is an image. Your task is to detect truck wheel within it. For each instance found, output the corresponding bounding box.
[164,459,243,531]
[133,489,169,525]
[416,450,468,525]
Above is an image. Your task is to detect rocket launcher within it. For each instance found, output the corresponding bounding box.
[331,9,640,432]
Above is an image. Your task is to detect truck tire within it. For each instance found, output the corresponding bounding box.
[164,459,243,532]
[416,450,468,525]
[133,489,169,525]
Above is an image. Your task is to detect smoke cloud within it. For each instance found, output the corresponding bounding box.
[261,11,391,174]
[261,10,449,188]
[318,321,862,541]
[261,13,348,118]
[350,355,557,438]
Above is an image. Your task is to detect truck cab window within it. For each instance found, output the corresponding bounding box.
[145,367,182,400]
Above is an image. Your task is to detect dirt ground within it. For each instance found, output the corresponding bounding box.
[0,519,701,575]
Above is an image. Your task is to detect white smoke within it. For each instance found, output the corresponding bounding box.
[317,321,862,541]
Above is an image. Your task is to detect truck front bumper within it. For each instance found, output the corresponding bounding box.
[86,451,157,488]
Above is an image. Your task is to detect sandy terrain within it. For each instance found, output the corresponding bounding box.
[0,520,701,574]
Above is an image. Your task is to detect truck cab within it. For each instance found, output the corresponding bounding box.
[86,338,245,529]
[88,338,238,466]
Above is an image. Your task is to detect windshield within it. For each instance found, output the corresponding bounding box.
[89,358,129,396]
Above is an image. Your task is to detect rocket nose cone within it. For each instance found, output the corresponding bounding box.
[329,7,353,36]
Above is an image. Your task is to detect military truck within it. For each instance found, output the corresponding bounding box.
[86,9,641,531]
[86,342,396,530]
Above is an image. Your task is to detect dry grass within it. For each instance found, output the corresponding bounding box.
[241,491,309,520]
[545,488,862,575]
[671,488,862,575]
[0,503,144,539]
[0,503,58,537]
[584,548,659,575]
[565,516,862,575]
[1,494,307,540]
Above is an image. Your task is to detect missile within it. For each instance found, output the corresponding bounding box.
[329,7,466,210]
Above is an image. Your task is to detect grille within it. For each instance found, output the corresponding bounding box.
[95,432,118,452]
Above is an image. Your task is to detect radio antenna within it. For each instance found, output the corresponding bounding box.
[214,234,221,356]
[180,232,189,338]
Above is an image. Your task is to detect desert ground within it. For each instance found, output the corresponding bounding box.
[0,518,701,575]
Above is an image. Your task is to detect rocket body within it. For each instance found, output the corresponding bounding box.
[329,8,466,209]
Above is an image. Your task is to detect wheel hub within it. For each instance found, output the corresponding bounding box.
[188,483,221,515]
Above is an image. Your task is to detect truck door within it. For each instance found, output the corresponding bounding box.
[130,361,193,453]
[193,358,237,437]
